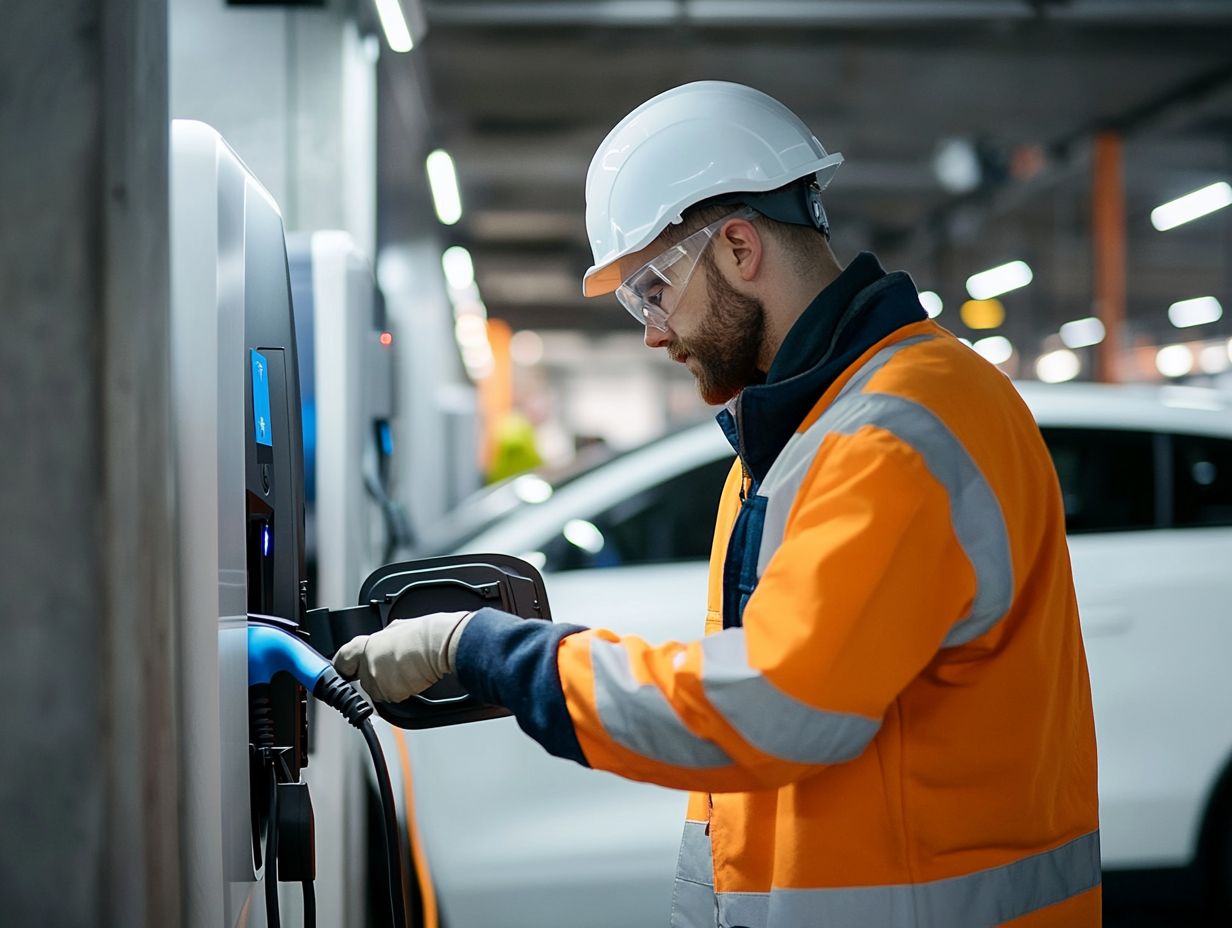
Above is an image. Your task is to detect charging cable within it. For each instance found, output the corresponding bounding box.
[249,623,409,928]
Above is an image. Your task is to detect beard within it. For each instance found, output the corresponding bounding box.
[669,254,767,405]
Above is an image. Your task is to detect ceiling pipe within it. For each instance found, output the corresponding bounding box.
[887,61,1232,261]
[423,0,1232,28]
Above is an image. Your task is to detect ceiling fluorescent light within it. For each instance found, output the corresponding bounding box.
[373,0,414,53]
[966,260,1033,300]
[1036,349,1080,384]
[1156,345,1194,378]
[1168,296,1222,329]
[441,246,475,291]
[1198,344,1229,375]
[1059,317,1105,349]
[1151,181,1232,231]
[918,291,943,318]
[426,149,463,225]
[973,336,1013,366]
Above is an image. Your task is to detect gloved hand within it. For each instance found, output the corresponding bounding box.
[333,611,474,703]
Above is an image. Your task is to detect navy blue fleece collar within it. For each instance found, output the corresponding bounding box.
[716,252,925,484]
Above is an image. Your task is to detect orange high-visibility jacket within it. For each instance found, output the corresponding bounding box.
[457,260,1100,928]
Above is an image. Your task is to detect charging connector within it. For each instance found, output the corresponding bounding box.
[248,621,374,729]
[247,620,407,928]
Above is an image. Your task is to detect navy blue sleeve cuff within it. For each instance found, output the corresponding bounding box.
[453,607,591,766]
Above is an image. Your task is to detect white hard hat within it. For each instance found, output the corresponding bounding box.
[582,81,844,297]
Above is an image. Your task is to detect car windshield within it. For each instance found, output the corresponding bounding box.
[410,443,620,558]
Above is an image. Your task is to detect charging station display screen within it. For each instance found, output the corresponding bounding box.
[251,350,273,447]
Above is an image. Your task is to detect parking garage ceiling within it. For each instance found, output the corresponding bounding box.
[379,0,1232,353]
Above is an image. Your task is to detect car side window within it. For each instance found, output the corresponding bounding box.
[1171,433,1232,528]
[539,455,733,571]
[1039,427,1156,534]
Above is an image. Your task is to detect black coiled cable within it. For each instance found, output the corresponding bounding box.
[265,761,280,928]
[314,668,408,928]
[302,880,315,925]
[361,718,408,928]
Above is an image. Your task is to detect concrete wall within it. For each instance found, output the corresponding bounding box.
[0,1,181,925]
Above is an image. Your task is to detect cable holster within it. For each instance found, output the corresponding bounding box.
[276,781,316,882]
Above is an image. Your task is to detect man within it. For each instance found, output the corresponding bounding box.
[336,82,1101,927]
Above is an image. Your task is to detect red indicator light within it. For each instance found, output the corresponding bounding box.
[380,332,394,347]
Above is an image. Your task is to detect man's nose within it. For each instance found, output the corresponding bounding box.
[644,324,671,348]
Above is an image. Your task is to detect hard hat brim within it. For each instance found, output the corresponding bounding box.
[582,261,624,298]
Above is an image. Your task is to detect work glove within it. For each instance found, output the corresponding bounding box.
[333,611,474,704]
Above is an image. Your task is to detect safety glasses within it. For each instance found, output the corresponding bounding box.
[615,207,757,330]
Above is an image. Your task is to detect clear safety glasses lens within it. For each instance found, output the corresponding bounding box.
[615,208,756,330]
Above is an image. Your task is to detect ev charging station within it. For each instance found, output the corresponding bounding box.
[170,120,552,928]
[288,230,403,609]
[172,119,316,926]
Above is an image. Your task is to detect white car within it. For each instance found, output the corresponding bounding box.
[399,382,1232,927]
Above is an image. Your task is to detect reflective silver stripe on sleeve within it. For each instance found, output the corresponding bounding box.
[756,385,1013,649]
[714,830,1101,928]
[590,638,733,769]
[701,629,880,765]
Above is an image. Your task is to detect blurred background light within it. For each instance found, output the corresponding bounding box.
[1059,317,1106,349]
[510,329,545,367]
[441,245,475,291]
[960,298,1006,330]
[1156,344,1195,378]
[1198,344,1230,375]
[966,260,1033,300]
[1150,181,1232,231]
[426,149,462,225]
[563,519,605,554]
[974,335,1013,365]
[1036,349,1081,384]
[372,0,414,53]
[451,293,487,320]
[1168,296,1222,329]
[918,290,943,318]
[512,474,553,504]
[454,314,488,347]
[932,138,981,194]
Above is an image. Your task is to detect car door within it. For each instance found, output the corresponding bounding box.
[1041,426,1232,870]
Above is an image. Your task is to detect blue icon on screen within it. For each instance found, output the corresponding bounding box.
[251,350,273,448]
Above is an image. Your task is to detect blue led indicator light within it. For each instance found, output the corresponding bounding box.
[262,525,271,557]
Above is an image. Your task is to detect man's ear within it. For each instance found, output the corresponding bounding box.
[717,218,763,283]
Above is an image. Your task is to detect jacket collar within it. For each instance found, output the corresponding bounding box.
[716,252,925,484]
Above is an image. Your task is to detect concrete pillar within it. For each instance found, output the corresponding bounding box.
[1093,132,1127,383]
[0,1,181,926]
